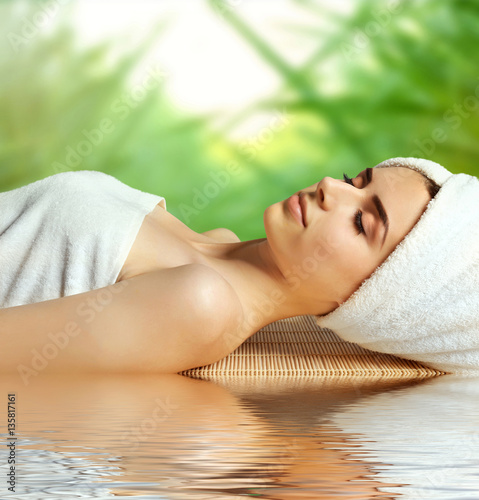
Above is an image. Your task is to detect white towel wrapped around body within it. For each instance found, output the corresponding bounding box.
[0,170,166,308]
[315,158,479,375]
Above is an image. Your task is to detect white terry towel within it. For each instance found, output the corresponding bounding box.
[0,170,166,308]
[315,158,479,375]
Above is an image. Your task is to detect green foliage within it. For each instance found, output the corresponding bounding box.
[2,0,478,241]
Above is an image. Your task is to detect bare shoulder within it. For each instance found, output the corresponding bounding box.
[132,262,244,346]
[184,263,244,332]
[183,264,246,364]
[201,228,241,243]
[154,263,246,366]
[121,262,243,339]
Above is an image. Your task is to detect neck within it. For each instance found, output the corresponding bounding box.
[190,236,336,336]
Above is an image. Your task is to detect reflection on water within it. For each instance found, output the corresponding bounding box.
[0,372,477,499]
[326,374,479,499]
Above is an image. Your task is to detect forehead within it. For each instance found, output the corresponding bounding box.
[371,166,430,256]
[372,166,426,190]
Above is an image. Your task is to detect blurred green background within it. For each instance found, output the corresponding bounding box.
[1,0,478,241]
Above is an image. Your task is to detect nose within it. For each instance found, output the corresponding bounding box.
[316,176,354,211]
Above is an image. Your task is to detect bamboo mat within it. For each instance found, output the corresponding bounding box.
[180,315,446,381]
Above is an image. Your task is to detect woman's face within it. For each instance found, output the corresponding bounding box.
[263,166,432,314]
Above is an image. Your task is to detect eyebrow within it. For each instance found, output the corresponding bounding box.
[365,168,389,249]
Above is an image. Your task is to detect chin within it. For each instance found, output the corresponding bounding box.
[264,207,298,270]
[262,202,286,242]
[262,204,274,236]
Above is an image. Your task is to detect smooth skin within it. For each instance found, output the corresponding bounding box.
[0,166,431,375]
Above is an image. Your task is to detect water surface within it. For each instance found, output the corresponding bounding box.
[0,372,478,499]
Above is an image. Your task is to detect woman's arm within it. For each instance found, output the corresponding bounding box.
[0,264,240,379]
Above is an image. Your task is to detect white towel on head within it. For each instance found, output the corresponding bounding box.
[0,170,166,308]
[315,157,479,375]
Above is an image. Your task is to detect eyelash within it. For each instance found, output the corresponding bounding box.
[342,173,353,185]
[342,172,365,236]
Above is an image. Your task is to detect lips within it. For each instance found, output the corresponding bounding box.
[298,193,306,226]
[287,193,305,227]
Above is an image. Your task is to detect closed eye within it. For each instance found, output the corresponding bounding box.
[354,209,365,235]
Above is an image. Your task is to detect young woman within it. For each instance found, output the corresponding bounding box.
[1,157,477,376]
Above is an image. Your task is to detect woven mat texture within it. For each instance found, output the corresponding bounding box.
[180,315,445,380]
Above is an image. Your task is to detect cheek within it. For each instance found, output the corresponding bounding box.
[316,233,372,299]
[310,220,354,261]
[336,249,379,300]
